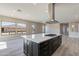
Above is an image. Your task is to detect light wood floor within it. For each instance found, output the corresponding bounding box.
[53,35,79,56]
[0,35,79,56]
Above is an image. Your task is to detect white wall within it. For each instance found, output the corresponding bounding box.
[69,32,79,38]
[69,23,79,38]
[45,24,60,34]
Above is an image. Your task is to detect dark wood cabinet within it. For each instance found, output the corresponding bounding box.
[24,35,62,56]
[49,36,62,55]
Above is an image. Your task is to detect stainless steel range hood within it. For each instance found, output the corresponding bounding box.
[46,3,59,24]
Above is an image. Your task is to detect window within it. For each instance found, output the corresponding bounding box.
[1,22,16,35]
[0,22,1,27]
[32,24,35,33]
[42,25,45,33]
[0,21,1,35]
[17,23,26,34]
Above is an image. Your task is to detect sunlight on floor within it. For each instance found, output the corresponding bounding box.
[0,42,7,49]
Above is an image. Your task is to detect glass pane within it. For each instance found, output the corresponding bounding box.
[1,22,16,35]
[2,22,15,27]
[32,24,35,33]
[42,25,45,33]
[0,22,1,36]
[0,22,1,27]
[17,23,26,34]
[17,23,26,28]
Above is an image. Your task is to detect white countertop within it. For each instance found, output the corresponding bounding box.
[21,33,61,43]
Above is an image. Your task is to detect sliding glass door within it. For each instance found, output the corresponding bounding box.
[17,23,26,35]
[1,21,16,35]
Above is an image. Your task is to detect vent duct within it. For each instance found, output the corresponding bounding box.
[46,3,59,24]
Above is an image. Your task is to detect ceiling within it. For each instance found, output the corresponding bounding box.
[55,3,79,23]
[0,3,48,23]
[0,3,79,23]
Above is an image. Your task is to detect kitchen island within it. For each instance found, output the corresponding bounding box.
[22,33,62,56]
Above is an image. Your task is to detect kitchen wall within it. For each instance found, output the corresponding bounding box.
[26,22,32,34]
[45,23,60,34]
[45,22,79,38]
[35,23,44,33]
[69,22,79,38]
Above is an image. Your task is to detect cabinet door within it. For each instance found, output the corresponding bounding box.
[49,36,62,55]
[27,40,33,56]
[24,40,33,56]
[39,40,49,56]
[49,38,56,55]
[24,40,28,55]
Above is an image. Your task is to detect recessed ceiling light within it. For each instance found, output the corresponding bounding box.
[72,25,75,28]
[17,9,22,12]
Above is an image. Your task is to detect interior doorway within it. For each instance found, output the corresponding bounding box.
[60,23,69,35]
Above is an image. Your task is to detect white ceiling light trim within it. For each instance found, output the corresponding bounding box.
[32,3,37,6]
